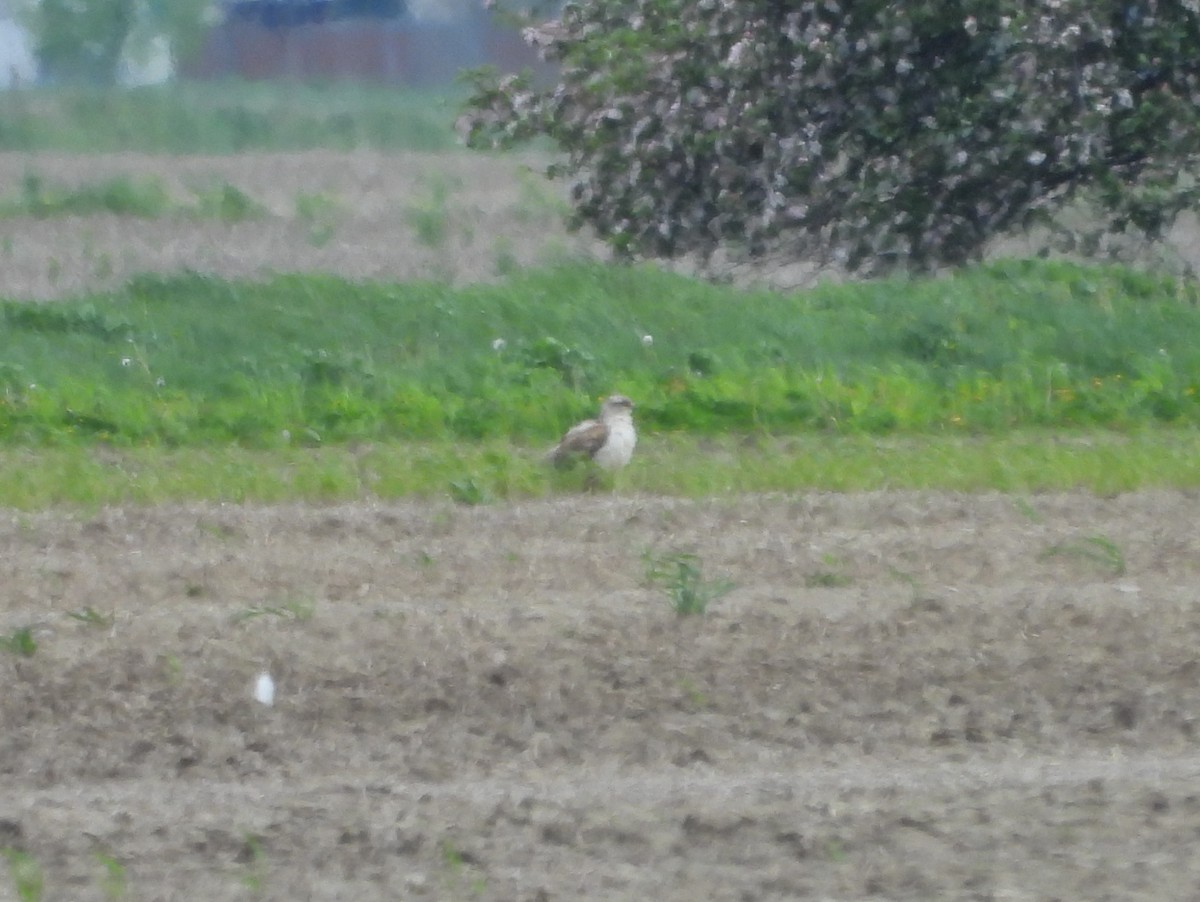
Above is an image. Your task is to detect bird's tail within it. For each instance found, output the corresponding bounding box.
[543,443,574,469]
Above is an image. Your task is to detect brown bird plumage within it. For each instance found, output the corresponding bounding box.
[546,395,637,470]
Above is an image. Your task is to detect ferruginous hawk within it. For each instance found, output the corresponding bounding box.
[546,394,637,470]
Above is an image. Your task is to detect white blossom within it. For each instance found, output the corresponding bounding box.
[727,37,751,68]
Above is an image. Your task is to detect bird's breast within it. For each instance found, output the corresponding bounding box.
[593,419,636,469]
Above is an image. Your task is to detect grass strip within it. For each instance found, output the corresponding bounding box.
[0,81,461,154]
[3,259,1200,447]
[1,429,1196,509]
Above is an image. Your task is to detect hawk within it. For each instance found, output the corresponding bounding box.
[546,394,637,470]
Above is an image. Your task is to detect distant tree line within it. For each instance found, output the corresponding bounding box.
[15,0,410,85]
[17,0,210,83]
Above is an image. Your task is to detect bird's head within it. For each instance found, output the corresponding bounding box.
[601,394,635,416]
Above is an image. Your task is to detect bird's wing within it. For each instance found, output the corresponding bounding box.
[547,418,609,465]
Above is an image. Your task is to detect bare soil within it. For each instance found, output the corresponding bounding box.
[4,490,1200,900]
[4,150,1200,302]
[0,150,603,300]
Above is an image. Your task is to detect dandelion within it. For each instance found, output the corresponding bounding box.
[254,672,275,706]
[642,334,654,347]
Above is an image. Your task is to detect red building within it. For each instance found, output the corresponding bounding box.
[181,1,556,87]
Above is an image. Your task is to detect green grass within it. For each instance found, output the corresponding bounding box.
[2,258,1200,451]
[0,172,173,219]
[0,172,264,222]
[0,429,1197,507]
[0,81,460,154]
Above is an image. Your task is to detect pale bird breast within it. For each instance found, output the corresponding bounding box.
[593,417,637,470]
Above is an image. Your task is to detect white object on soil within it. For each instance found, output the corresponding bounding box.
[254,671,275,707]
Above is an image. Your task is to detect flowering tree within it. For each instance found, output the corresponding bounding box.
[462,1,1200,273]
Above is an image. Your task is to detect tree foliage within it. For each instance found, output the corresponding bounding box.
[17,0,212,85]
[462,0,1200,273]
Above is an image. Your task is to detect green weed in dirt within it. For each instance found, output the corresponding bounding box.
[1041,534,1128,576]
[232,598,316,624]
[93,851,127,901]
[189,182,264,222]
[0,172,172,219]
[644,550,734,616]
[66,607,114,628]
[405,175,457,248]
[0,172,267,223]
[440,839,487,897]
[238,834,268,895]
[2,848,43,902]
[295,191,340,247]
[0,626,37,657]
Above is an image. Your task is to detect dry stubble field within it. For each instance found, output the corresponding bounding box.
[3,152,1200,900]
[6,492,1200,900]
[0,150,603,300]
